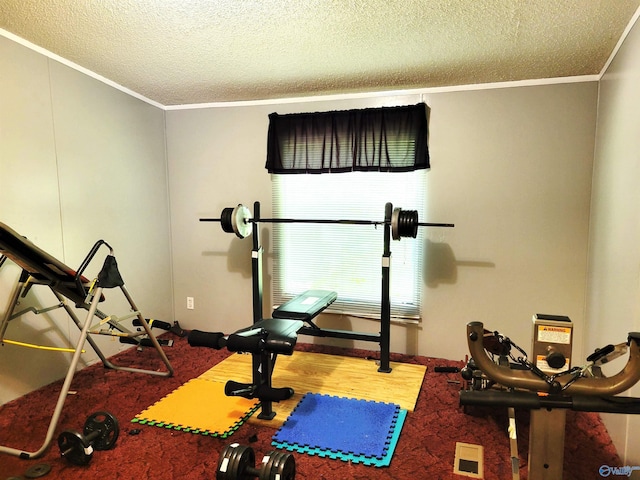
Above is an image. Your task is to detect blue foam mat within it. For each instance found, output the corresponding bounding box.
[273,409,407,467]
[272,393,407,467]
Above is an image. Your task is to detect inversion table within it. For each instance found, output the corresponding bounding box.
[0,221,174,459]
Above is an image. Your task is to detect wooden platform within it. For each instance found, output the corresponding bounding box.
[199,351,426,427]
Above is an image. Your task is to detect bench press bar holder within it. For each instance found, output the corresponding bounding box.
[193,201,454,419]
[250,201,395,374]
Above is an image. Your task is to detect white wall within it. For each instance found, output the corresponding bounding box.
[587,15,640,466]
[0,35,172,404]
[167,82,597,363]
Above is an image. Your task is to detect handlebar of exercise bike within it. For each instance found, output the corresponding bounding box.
[459,389,640,414]
[466,321,640,396]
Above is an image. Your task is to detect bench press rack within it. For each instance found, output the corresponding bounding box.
[192,200,432,419]
[199,199,454,378]
[251,201,394,373]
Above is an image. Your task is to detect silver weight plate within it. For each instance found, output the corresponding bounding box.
[391,208,401,241]
[231,204,252,239]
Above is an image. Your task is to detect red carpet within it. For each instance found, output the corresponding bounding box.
[0,334,621,479]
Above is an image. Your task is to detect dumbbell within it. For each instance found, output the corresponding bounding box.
[58,411,120,466]
[217,443,295,480]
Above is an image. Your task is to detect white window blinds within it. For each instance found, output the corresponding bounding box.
[271,170,425,319]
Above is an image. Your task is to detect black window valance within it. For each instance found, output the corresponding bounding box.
[265,103,429,174]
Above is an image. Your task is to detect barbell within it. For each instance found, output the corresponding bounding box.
[201,204,454,240]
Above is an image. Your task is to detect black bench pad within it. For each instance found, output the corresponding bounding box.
[272,290,337,322]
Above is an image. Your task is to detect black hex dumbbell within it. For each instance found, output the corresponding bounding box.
[58,411,120,466]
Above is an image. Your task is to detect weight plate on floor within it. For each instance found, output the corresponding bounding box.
[58,430,93,466]
[84,411,120,451]
[217,444,255,480]
[216,444,236,479]
[234,444,255,478]
[260,450,295,480]
[277,452,296,480]
[24,463,51,478]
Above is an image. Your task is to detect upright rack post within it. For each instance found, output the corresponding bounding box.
[252,201,263,325]
[378,202,393,373]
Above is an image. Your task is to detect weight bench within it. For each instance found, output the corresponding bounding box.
[189,289,337,419]
[0,221,173,459]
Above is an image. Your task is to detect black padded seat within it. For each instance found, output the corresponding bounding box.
[228,318,304,355]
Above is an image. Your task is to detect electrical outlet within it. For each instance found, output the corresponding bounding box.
[186,296,194,310]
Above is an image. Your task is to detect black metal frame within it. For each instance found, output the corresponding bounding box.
[251,200,393,373]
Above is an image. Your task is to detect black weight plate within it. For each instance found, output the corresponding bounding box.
[83,411,119,451]
[260,451,296,480]
[58,430,92,466]
[409,210,418,238]
[234,445,255,479]
[216,444,236,480]
[259,451,275,479]
[24,463,52,478]
[279,453,296,480]
[216,444,255,480]
[227,445,243,479]
[221,208,235,234]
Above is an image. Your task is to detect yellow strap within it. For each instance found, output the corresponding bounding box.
[2,339,86,354]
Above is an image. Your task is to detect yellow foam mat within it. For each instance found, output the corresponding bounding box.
[132,377,259,438]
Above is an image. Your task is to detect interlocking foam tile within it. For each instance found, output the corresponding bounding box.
[132,377,259,438]
[273,408,407,467]
[271,393,405,467]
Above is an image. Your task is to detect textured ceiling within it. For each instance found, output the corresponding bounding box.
[1,1,639,106]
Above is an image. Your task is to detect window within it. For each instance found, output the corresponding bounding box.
[271,169,426,319]
[267,103,429,320]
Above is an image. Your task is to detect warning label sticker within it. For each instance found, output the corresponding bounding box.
[537,325,571,344]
